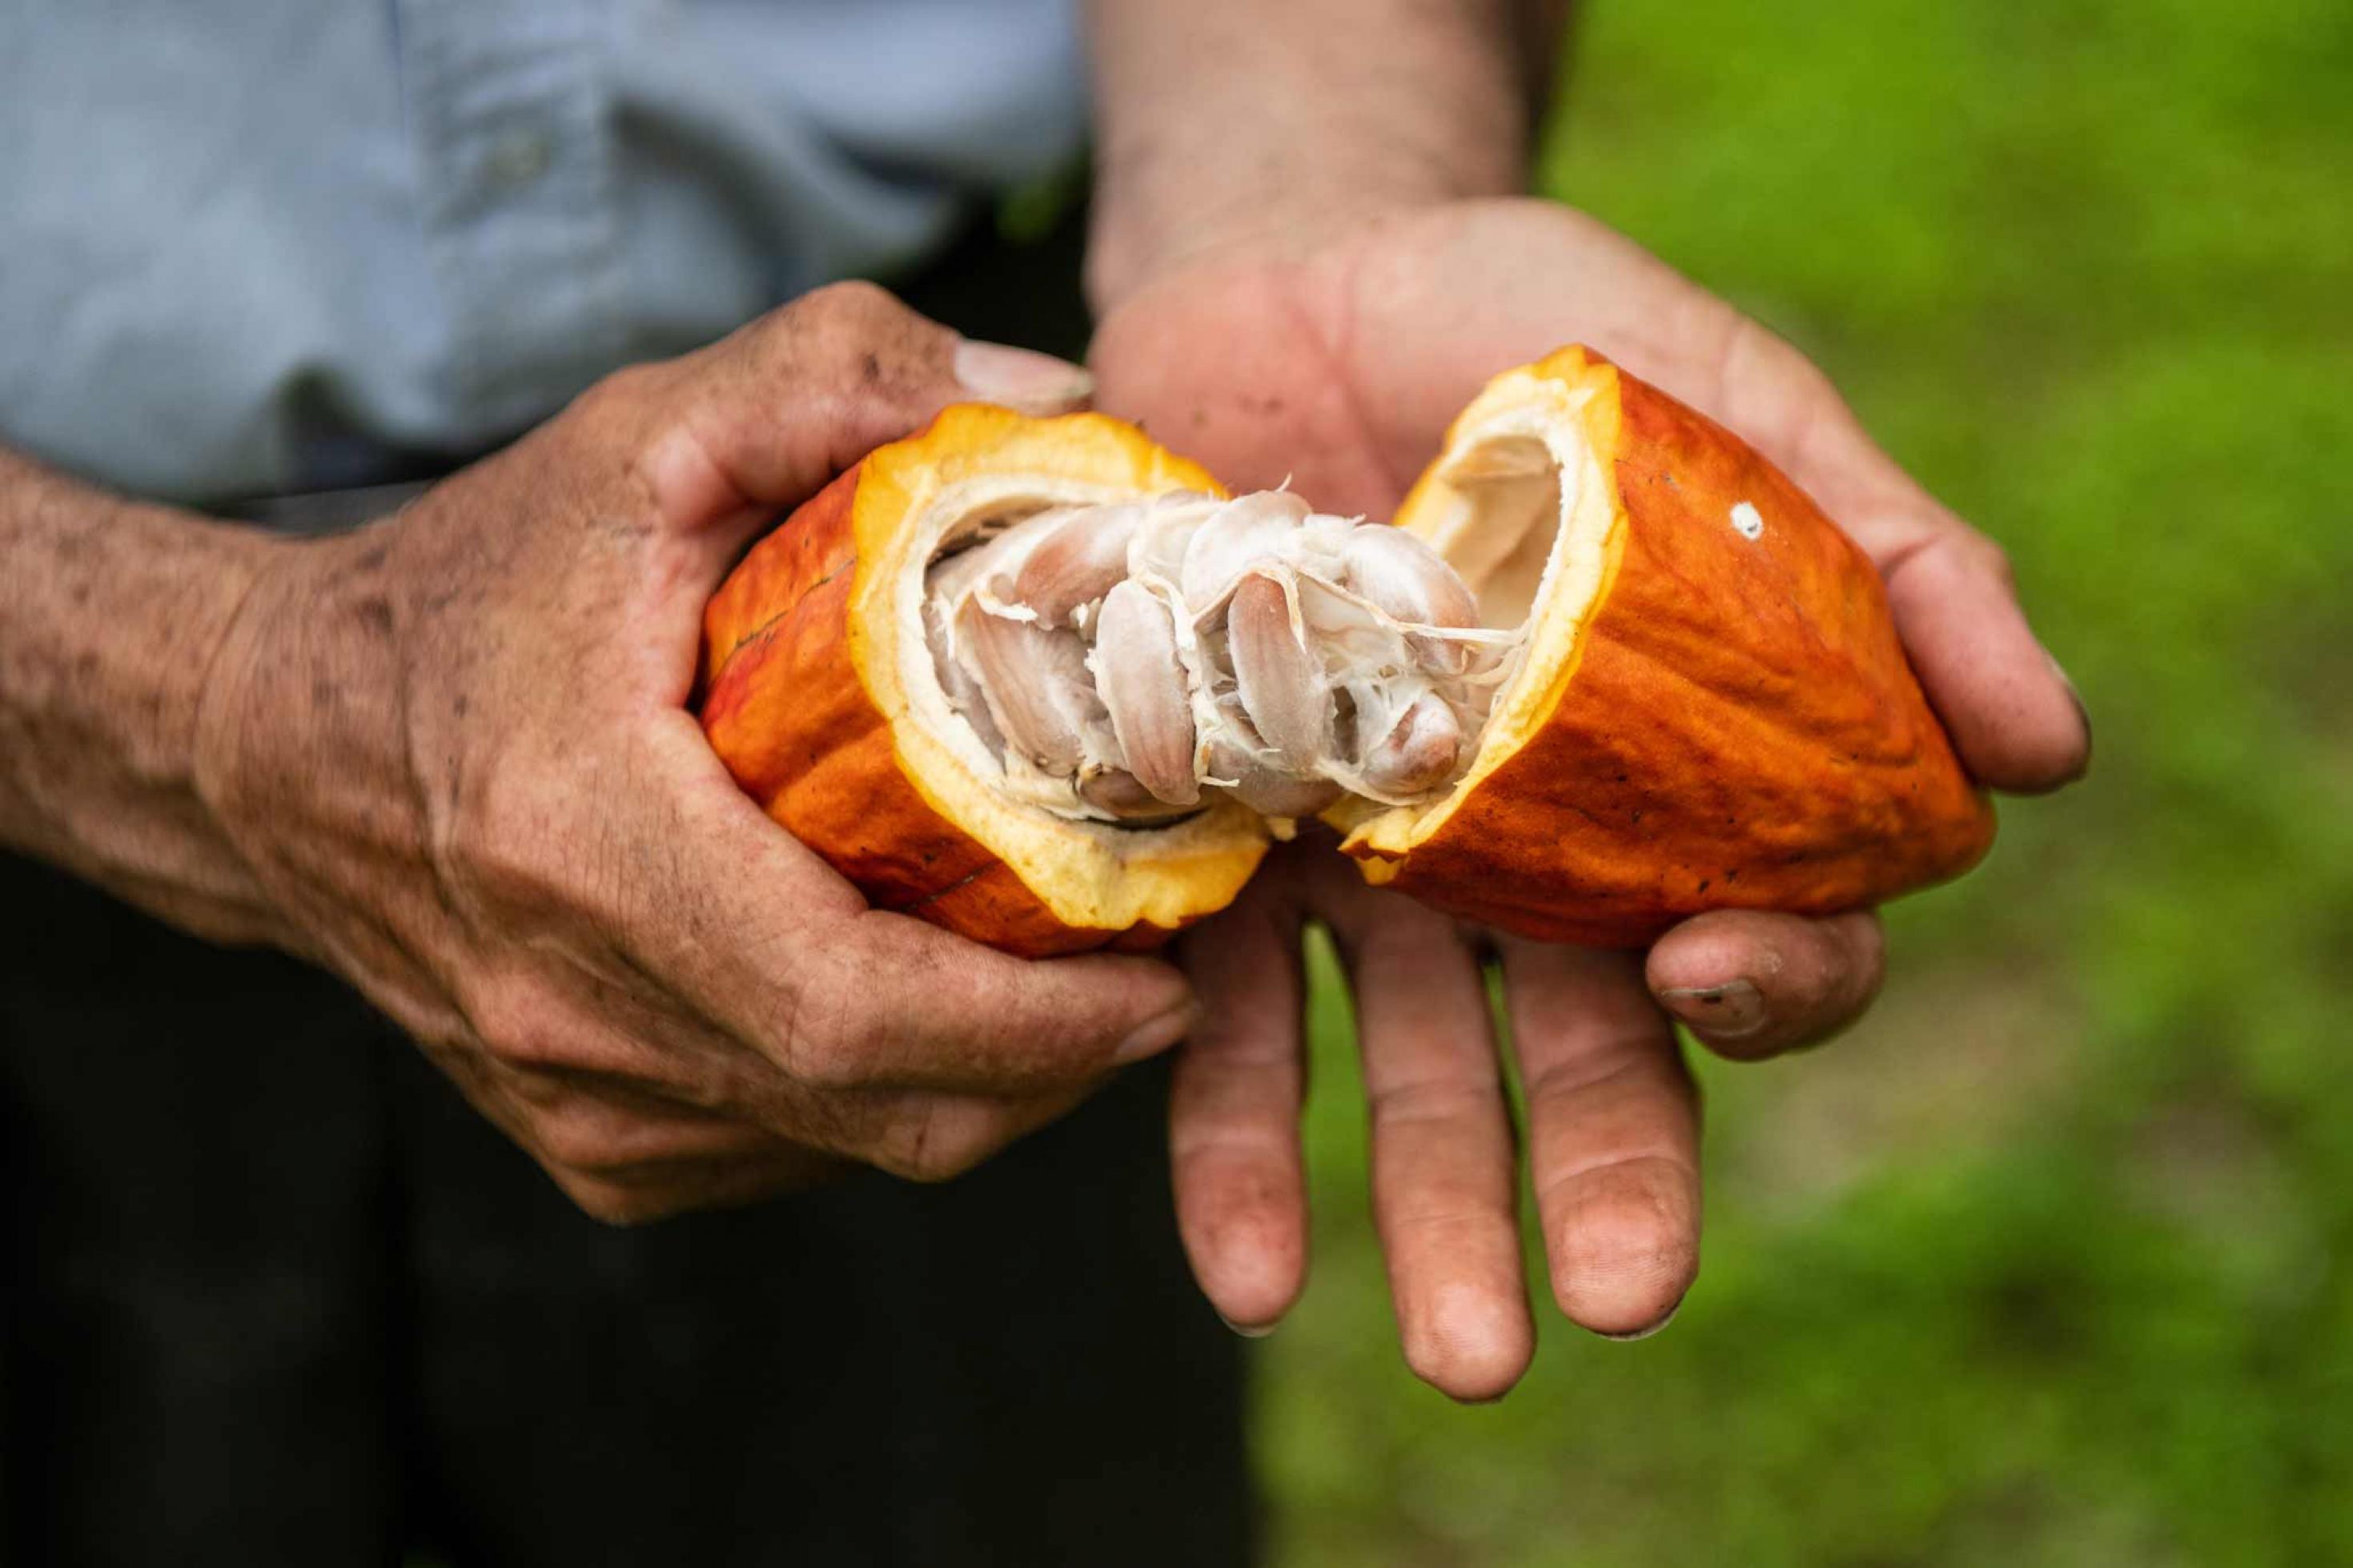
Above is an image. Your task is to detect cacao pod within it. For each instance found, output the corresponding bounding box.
[1333,346,1994,945]
[697,405,1267,957]
[697,347,1994,953]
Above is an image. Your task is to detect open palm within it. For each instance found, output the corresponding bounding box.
[1089,197,2090,1398]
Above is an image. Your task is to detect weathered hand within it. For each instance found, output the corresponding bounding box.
[1091,198,2090,1394]
[1173,838,1700,1397]
[193,283,1195,1222]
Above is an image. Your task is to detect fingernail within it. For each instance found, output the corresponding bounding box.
[954,339,1094,415]
[1598,1298,1683,1343]
[2047,650,2094,777]
[1114,1000,1198,1065]
[1217,1312,1278,1340]
[1659,979,1766,1039]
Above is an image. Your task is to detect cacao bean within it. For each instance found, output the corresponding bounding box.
[957,507,1077,613]
[926,531,1014,614]
[1078,766,1191,820]
[925,597,1006,759]
[1227,571,1331,771]
[1206,736,1344,817]
[954,598,1094,774]
[1359,691,1463,796]
[1124,491,1227,584]
[1180,491,1312,604]
[1091,580,1201,806]
[1339,524,1480,628]
[1010,503,1150,628]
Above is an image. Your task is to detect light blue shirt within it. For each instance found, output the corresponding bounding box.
[0,1,1086,502]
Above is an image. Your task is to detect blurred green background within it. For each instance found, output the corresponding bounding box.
[1262,1,2353,1562]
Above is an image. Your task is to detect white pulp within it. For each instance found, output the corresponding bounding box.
[922,491,1521,824]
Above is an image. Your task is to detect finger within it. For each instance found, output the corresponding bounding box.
[456,985,813,1179]
[527,1045,1096,1197]
[1877,524,2090,792]
[456,947,795,1125]
[492,812,1140,1177]
[1278,199,2072,791]
[1313,858,1531,1402]
[632,281,1093,541]
[1646,908,1885,1061]
[805,909,1199,1091]
[1498,938,1700,1340]
[512,1069,824,1179]
[459,1041,841,1221]
[550,1146,841,1226]
[849,1080,1102,1183]
[1169,864,1310,1335]
[1715,328,2091,793]
[617,720,1197,1097]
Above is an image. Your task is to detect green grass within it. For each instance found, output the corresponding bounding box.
[1263,2,2353,1562]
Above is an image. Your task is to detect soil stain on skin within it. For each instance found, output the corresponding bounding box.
[355,596,396,637]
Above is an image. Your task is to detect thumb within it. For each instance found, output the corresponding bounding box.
[636,280,1094,534]
[805,912,1201,1093]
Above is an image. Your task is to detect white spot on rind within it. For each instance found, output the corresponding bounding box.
[1729,500,1765,540]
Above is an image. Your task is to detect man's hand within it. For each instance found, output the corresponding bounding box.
[1088,198,2092,1394]
[3,283,1195,1223]
[1173,837,1701,1391]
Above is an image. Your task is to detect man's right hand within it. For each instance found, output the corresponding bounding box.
[183,284,1195,1221]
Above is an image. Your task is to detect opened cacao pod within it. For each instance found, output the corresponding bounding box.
[698,347,1994,956]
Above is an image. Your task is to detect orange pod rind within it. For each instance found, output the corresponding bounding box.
[699,404,1268,957]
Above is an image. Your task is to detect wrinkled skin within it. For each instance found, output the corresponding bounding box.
[1091,199,2091,1398]
[192,284,1195,1223]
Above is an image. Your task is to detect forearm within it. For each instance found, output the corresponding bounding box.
[0,447,285,940]
[1082,0,1560,307]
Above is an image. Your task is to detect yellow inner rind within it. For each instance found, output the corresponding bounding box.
[845,404,1269,933]
[1337,348,1628,868]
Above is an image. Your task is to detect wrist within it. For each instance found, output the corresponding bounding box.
[1080,2,1532,314]
[1088,186,1444,319]
[0,455,291,939]
[189,520,407,933]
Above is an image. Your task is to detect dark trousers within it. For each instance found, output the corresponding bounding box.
[0,209,1253,1566]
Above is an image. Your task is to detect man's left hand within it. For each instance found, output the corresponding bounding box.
[1088,196,2091,1398]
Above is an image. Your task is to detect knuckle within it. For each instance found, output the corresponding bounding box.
[1952,530,2016,591]
[567,362,674,461]
[793,278,903,332]
[761,280,930,384]
[578,359,665,420]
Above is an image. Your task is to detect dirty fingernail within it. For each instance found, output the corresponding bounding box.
[1660,979,1766,1038]
[1114,1000,1199,1065]
[1598,1298,1683,1343]
[2048,650,2094,776]
[954,339,1094,414]
[1217,1312,1278,1340]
